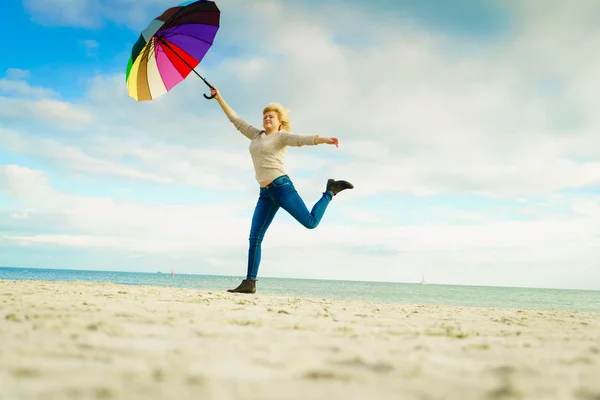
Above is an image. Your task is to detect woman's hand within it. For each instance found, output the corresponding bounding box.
[209,86,220,100]
[325,137,339,147]
[315,136,339,147]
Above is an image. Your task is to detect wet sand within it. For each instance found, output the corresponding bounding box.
[1,279,599,399]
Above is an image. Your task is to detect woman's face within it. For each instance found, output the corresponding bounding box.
[263,111,280,131]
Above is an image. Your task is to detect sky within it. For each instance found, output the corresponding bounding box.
[1,0,599,290]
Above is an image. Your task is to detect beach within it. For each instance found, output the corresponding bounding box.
[1,280,598,400]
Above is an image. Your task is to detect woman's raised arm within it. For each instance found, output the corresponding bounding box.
[211,87,237,120]
[210,87,262,140]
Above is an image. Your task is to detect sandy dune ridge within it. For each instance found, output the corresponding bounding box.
[1,279,599,400]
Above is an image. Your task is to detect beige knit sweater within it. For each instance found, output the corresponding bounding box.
[228,113,317,183]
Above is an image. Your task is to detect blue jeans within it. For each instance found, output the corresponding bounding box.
[246,175,333,280]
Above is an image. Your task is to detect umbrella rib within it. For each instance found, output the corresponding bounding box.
[157,30,216,47]
[157,36,213,88]
[138,39,156,64]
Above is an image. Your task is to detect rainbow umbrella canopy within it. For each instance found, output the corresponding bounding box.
[126,0,220,102]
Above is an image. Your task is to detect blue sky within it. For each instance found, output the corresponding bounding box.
[1,0,599,290]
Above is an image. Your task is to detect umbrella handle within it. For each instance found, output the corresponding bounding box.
[201,78,215,100]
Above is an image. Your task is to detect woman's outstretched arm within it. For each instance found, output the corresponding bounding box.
[278,132,339,147]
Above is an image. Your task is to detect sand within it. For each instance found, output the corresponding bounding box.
[0,280,599,400]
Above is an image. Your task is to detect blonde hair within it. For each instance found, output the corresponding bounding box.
[263,103,291,132]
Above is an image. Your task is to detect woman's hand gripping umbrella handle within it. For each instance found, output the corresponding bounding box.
[201,77,215,100]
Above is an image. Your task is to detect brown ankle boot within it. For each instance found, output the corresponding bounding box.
[326,179,354,196]
[227,279,256,294]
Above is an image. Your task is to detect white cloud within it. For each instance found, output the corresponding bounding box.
[22,0,230,29]
[1,129,179,185]
[5,69,30,80]
[23,0,96,27]
[0,84,94,130]
[0,165,250,241]
[81,39,98,49]
[81,39,99,57]
[1,70,58,98]
[1,164,598,289]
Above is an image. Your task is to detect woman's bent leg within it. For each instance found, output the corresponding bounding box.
[246,190,279,280]
[274,180,333,229]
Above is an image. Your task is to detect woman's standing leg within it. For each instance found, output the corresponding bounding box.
[228,188,279,293]
[247,189,279,280]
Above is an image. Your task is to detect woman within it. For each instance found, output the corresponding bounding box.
[210,87,354,294]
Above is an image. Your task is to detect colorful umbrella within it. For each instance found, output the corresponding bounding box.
[126,0,220,102]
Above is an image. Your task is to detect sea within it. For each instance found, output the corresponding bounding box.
[1,266,599,313]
